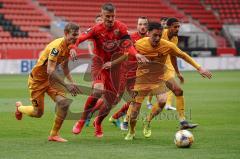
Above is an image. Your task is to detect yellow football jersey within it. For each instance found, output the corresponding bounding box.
[31,37,70,82]
[161,29,178,71]
[134,37,200,84]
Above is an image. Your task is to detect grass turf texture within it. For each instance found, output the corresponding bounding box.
[0,71,239,159]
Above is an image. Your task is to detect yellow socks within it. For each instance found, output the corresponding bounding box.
[176,96,185,121]
[18,105,34,116]
[166,91,174,106]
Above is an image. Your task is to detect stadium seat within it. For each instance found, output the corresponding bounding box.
[204,0,240,24]
[0,0,238,58]
[0,0,52,58]
[37,0,187,30]
[170,0,222,32]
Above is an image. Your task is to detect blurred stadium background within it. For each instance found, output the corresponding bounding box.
[0,0,240,73]
[0,1,240,159]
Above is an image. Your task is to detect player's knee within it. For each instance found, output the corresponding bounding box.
[93,83,104,95]
[56,99,71,112]
[92,91,102,98]
[173,88,183,96]
[129,103,140,119]
[176,89,183,96]
[130,111,139,120]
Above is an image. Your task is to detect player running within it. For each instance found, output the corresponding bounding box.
[108,16,149,130]
[71,3,148,138]
[15,23,81,142]
[125,22,212,140]
[143,18,191,138]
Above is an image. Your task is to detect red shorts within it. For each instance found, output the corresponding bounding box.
[91,57,124,105]
[126,60,137,79]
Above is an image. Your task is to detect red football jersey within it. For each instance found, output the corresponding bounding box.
[75,20,130,62]
[130,31,142,43]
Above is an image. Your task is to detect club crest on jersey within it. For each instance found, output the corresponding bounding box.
[114,29,120,36]
[50,48,59,56]
[103,40,118,52]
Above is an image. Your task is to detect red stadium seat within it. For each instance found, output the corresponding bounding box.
[205,0,239,24]
[0,0,52,58]
[38,0,187,31]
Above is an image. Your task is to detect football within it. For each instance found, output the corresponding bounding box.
[174,130,194,148]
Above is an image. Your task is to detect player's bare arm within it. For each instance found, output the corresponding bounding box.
[70,49,78,61]
[197,67,212,79]
[170,55,184,83]
[102,54,128,70]
[61,59,74,83]
[171,44,212,79]
[61,60,82,94]
[48,60,80,96]
[69,30,94,61]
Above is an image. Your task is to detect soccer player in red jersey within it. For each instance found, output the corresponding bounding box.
[109,16,149,130]
[70,3,148,138]
[84,15,104,127]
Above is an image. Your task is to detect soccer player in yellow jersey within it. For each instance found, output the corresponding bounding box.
[147,17,183,111]
[161,18,184,110]
[15,23,81,142]
[143,18,187,137]
[125,22,212,140]
[146,17,168,110]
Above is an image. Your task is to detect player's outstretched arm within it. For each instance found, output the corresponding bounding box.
[197,67,212,79]
[102,54,128,69]
[69,29,94,61]
[128,45,149,63]
[170,44,212,79]
[48,60,81,96]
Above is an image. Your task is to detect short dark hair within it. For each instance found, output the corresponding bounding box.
[101,3,115,12]
[95,14,101,19]
[64,23,79,33]
[160,17,168,22]
[138,16,148,20]
[148,22,162,31]
[166,17,179,26]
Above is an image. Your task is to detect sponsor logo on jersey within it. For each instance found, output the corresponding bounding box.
[50,48,59,56]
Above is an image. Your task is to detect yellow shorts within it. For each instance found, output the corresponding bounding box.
[28,75,65,109]
[133,82,168,103]
[163,69,175,81]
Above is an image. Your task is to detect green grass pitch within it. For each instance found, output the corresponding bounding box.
[0,71,240,159]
